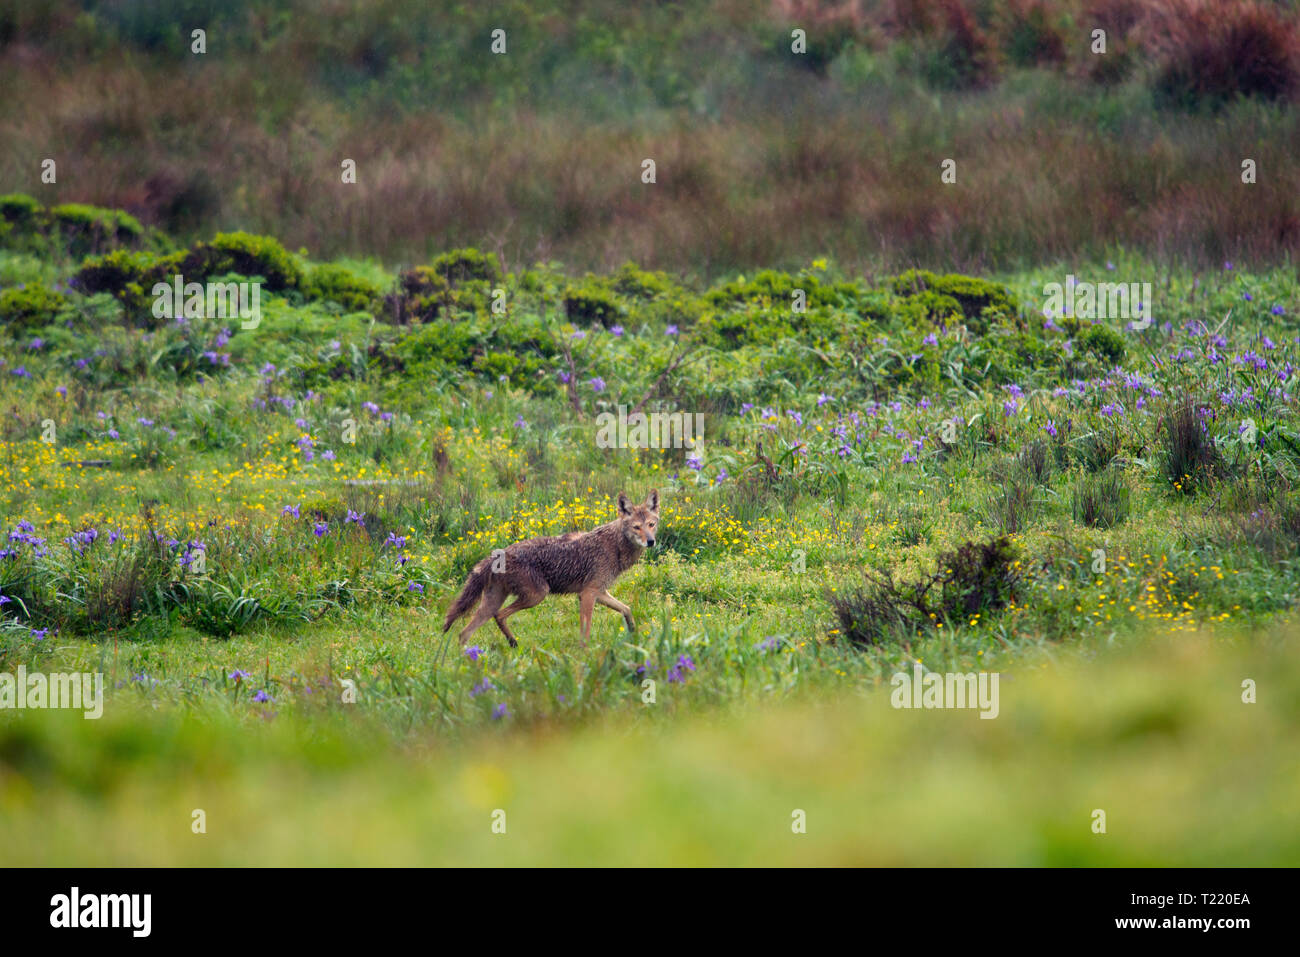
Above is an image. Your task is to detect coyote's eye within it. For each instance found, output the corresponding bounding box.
[634,524,642,529]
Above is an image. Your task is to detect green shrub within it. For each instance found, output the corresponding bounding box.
[181,232,302,290]
[1076,323,1126,364]
[892,270,1018,332]
[386,306,557,388]
[609,262,680,299]
[695,270,869,348]
[978,328,1058,383]
[473,350,550,388]
[696,298,869,351]
[392,266,451,322]
[430,247,500,286]
[0,193,42,228]
[706,269,795,306]
[706,269,860,310]
[493,315,559,359]
[896,290,965,328]
[50,203,144,257]
[0,194,49,254]
[0,283,67,331]
[391,319,477,368]
[297,353,363,386]
[303,263,382,313]
[697,304,794,348]
[1,197,150,258]
[563,279,622,328]
[71,249,176,315]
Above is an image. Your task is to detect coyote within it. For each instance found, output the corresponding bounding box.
[443,489,659,647]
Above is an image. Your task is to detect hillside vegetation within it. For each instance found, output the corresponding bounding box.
[2,0,1300,271]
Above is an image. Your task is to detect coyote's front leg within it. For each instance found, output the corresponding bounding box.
[597,590,635,633]
[578,589,598,645]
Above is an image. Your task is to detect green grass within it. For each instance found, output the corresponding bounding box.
[3,197,1300,864]
[3,625,1295,865]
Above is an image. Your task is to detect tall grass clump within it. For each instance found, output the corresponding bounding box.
[1070,470,1131,528]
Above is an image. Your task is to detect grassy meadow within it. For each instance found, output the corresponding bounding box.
[3,0,1300,866]
[2,208,1299,862]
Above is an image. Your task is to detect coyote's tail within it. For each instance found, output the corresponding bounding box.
[443,559,490,632]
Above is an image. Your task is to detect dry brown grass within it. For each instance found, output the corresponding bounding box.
[1146,0,1300,106]
[2,0,1299,273]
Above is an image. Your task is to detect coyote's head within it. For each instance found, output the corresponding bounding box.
[617,488,660,548]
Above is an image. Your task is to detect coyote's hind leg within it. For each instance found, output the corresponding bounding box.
[458,581,507,644]
[494,583,549,649]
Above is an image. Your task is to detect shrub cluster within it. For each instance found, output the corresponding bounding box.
[829,536,1021,647]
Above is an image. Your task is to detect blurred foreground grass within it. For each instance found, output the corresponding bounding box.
[2,627,1297,866]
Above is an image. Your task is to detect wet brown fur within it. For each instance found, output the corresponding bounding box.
[443,489,659,647]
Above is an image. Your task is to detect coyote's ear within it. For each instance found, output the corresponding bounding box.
[617,492,631,515]
[644,488,659,511]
